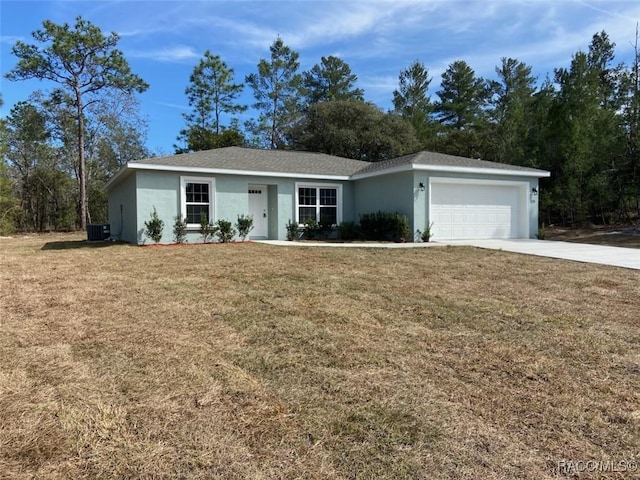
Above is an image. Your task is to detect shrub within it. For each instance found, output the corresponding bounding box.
[285,219,299,241]
[338,221,360,241]
[302,218,318,240]
[359,211,410,242]
[536,226,546,240]
[396,215,410,242]
[173,216,188,244]
[215,219,236,243]
[236,214,254,241]
[418,222,434,242]
[0,205,19,236]
[200,212,218,243]
[144,207,164,244]
[318,214,334,232]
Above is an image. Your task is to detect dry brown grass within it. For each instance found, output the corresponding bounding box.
[546,226,640,249]
[1,233,639,479]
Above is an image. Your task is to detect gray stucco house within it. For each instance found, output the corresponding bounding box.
[105,146,550,244]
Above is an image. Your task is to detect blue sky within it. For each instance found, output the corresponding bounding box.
[1,0,640,155]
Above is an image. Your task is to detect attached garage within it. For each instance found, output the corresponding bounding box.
[352,151,549,242]
[430,178,529,240]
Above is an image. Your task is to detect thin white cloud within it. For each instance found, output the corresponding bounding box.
[0,35,25,45]
[194,15,278,50]
[155,101,189,111]
[577,0,640,21]
[130,46,200,62]
[264,1,440,51]
[359,74,400,95]
[285,5,389,48]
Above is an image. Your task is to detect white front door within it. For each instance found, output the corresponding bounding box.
[248,185,268,238]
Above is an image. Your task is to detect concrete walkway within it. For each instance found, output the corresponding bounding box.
[256,240,440,249]
[256,239,640,270]
[440,239,640,270]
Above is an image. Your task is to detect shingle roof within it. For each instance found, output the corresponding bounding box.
[107,146,549,191]
[133,146,370,177]
[352,150,548,176]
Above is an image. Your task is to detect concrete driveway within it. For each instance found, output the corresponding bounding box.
[440,239,640,270]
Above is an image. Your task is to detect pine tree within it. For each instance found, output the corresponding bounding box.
[176,51,246,152]
[393,60,436,147]
[302,56,364,105]
[245,37,303,149]
[435,60,491,158]
[488,58,537,164]
[6,17,148,229]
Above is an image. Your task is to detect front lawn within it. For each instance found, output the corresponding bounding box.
[1,234,638,479]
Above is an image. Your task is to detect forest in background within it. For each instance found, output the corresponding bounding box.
[1,17,639,234]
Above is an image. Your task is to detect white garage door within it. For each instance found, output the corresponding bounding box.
[430,181,524,240]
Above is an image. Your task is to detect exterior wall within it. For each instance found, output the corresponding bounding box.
[107,172,138,243]
[267,184,279,240]
[228,174,355,240]
[528,178,541,238]
[109,166,542,244]
[342,180,356,223]
[276,181,294,240]
[135,171,182,243]
[353,171,417,236]
[115,169,353,243]
[412,171,429,241]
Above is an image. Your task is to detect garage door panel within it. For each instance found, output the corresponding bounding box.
[431,182,521,240]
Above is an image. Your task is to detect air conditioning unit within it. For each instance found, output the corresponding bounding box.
[87,223,111,241]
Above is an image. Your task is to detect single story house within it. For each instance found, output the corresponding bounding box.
[105,146,550,244]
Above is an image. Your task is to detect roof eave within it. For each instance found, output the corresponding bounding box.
[350,163,550,180]
[105,159,551,191]
[110,162,353,181]
[104,164,133,192]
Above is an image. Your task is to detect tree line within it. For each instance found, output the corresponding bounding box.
[2,16,639,234]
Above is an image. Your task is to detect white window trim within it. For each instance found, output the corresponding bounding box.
[180,176,215,229]
[294,182,343,226]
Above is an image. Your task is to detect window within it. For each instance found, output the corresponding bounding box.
[181,177,214,227]
[295,183,341,226]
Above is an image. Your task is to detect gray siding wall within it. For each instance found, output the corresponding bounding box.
[267,185,279,240]
[109,167,541,243]
[136,171,181,244]
[354,171,417,236]
[107,172,138,243]
[126,170,353,243]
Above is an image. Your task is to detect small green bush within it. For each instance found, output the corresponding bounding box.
[302,218,318,240]
[359,211,410,242]
[173,216,188,244]
[418,222,434,242]
[536,226,546,240]
[215,219,236,243]
[144,207,164,244]
[318,214,334,232]
[397,215,410,242]
[236,214,254,241]
[0,205,18,236]
[200,212,218,243]
[285,220,299,241]
[338,221,360,241]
